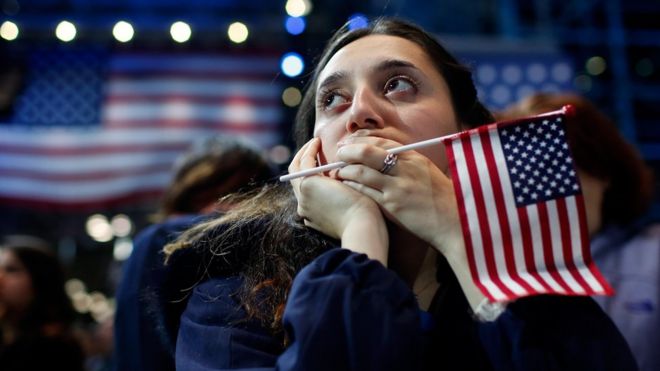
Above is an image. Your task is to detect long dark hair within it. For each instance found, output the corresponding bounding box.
[165,17,493,336]
[4,245,76,336]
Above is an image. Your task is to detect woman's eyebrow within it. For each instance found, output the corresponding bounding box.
[316,59,421,93]
[317,71,347,93]
[373,59,418,72]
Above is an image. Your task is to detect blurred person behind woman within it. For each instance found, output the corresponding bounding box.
[498,92,658,371]
[114,135,274,371]
[0,236,85,371]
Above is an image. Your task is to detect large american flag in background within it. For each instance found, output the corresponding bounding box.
[444,109,613,301]
[0,51,282,210]
[0,49,573,211]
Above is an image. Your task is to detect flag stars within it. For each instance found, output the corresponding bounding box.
[500,115,579,206]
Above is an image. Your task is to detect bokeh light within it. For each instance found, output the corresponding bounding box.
[170,21,192,43]
[347,13,368,31]
[285,0,312,17]
[113,237,134,261]
[285,16,305,35]
[635,58,654,77]
[228,22,249,43]
[281,52,304,77]
[269,145,292,165]
[110,214,132,237]
[585,56,607,76]
[282,86,302,107]
[574,74,592,92]
[0,21,19,41]
[112,21,134,42]
[86,214,113,243]
[55,20,77,42]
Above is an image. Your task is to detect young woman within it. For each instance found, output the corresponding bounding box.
[162,18,637,370]
[0,243,85,371]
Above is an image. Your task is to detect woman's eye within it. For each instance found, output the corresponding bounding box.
[322,92,348,110]
[384,77,415,95]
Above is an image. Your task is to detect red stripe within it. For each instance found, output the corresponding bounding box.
[0,189,164,212]
[555,198,591,293]
[479,130,534,294]
[0,163,173,182]
[104,95,278,107]
[516,207,554,293]
[536,202,572,293]
[444,139,491,300]
[460,134,515,299]
[0,143,189,156]
[575,194,614,294]
[108,71,276,81]
[103,120,279,132]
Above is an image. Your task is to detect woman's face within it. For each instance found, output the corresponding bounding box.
[0,250,34,315]
[313,34,460,172]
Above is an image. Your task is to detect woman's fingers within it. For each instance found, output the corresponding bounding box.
[337,164,388,191]
[289,137,320,173]
[336,142,391,172]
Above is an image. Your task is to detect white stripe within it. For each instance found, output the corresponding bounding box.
[104,80,281,99]
[488,131,546,292]
[566,195,605,292]
[0,128,278,148]
[526,205,566,293]
[469,134,526,295]
[109,55,279,73]
[0,173,172,201]
[0,134,280,175]
[102,102,281,124]
[452,139,507,300]
[546,200,585,293]
[0,152,181,173]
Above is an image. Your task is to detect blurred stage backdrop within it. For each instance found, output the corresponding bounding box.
[0,0,659,321]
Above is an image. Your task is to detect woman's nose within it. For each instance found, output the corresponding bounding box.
[345,87,385,133]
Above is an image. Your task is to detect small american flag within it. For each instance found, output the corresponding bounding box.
[444,107,613,301]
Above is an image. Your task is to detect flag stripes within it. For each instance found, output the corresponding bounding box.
[444,112,613,301]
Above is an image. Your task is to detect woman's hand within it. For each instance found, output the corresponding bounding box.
[289,138,389,265]
[334,136,463,259]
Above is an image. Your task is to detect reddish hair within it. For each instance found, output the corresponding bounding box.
[498,93,654,226]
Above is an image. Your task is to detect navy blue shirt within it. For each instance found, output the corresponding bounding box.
[175,248,638,371]
[114,214,203,371]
